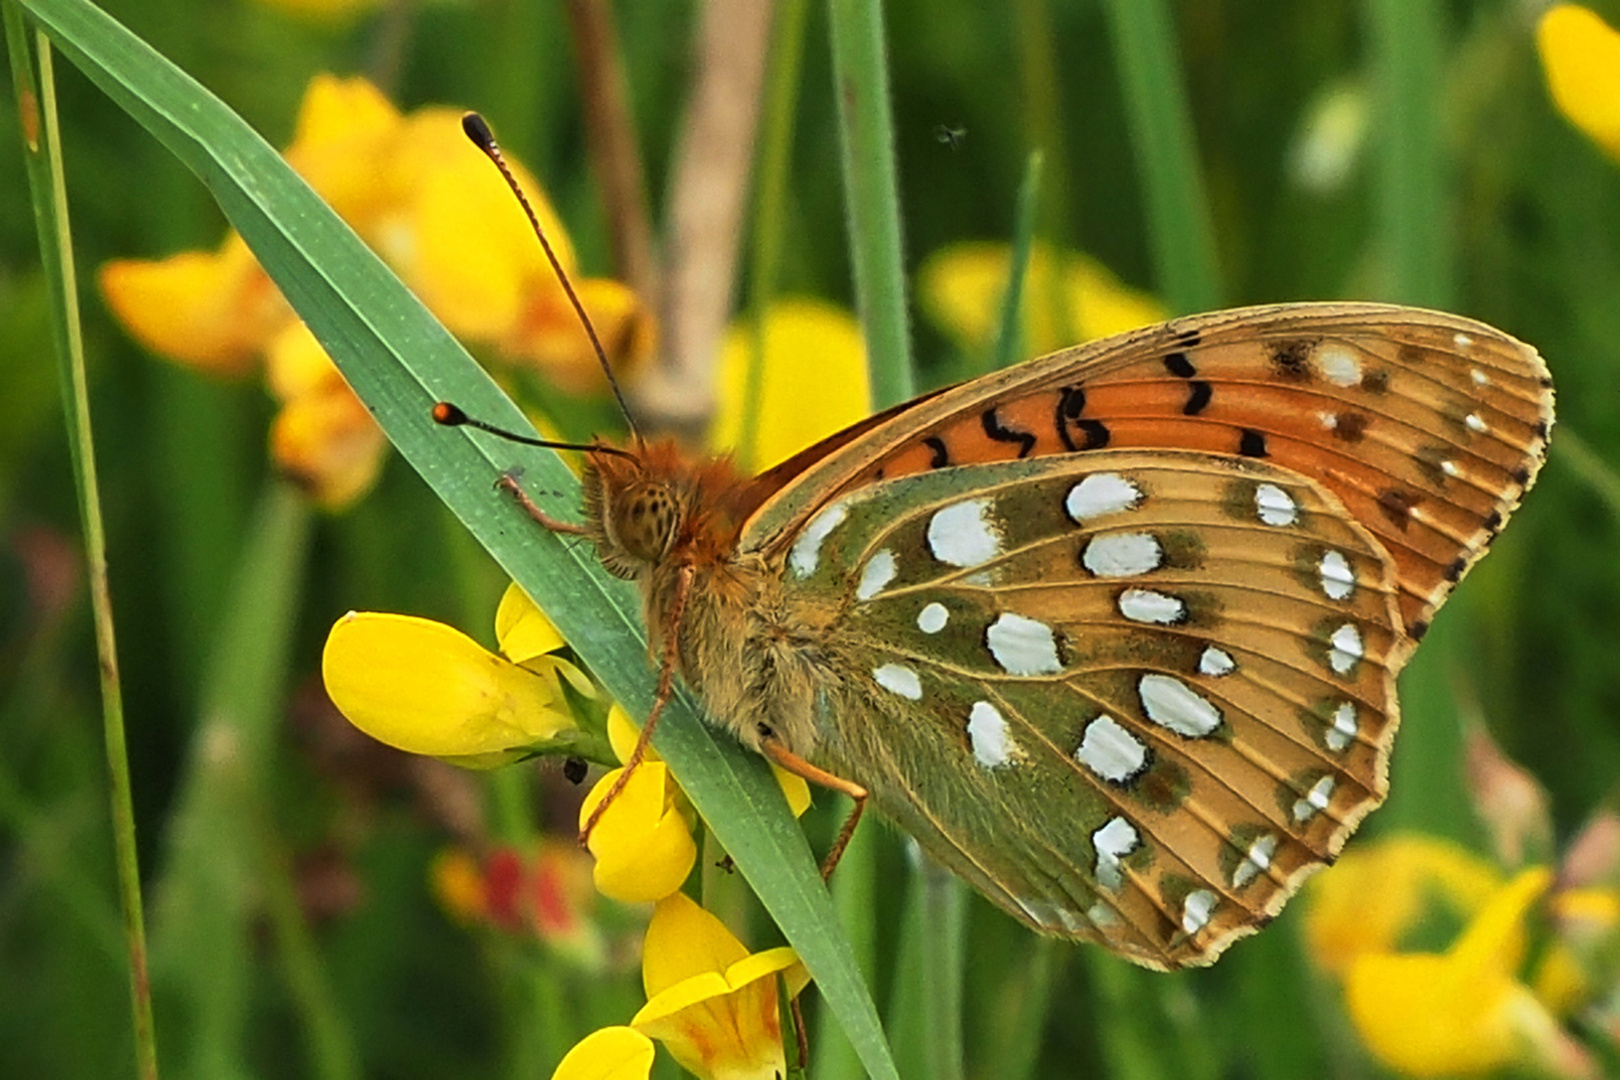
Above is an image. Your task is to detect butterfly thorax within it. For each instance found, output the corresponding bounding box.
[582,440,842,758]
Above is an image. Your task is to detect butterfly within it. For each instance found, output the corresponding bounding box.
[450,118,1554,971]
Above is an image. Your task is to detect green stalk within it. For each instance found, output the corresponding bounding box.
[1557,429,1620,523]
[827,0,913,407]
[920,862,966,1080]
[739,0,811,472]
[149,483,315,1077]
[1364,0,1451,307]
[1013,0,1077,346]
[986,150,1044,376]
[1098,0,1221,313]
[263,832,362,1080]
[811,800,877,1080]
[2,12,158,1077]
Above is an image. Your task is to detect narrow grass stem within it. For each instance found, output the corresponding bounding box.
[2,15,159,1077]
[827,0,913,408]
[986,150,1044,376]
[1098,0,1221,313]
[740,0,811,472]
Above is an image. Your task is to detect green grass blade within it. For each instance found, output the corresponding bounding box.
[986,150,1044,376]
[1098,0,1221,313]
[828,0,914,409]
[1365,0,1451,307]
[15,0,896,1074]
[2,10,158,1077]
[740,0,811,473]
[148,483,317,1080]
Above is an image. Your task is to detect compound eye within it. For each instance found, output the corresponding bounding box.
[618,484,678,562]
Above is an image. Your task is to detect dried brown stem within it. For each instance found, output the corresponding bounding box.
[635,0,774,437]
[564,0,660,310]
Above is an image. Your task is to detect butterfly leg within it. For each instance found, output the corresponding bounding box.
[497,472,590,535]
[760,740,868,881]
[577,562,695,846]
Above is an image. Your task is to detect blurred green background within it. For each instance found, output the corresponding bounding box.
[2,0,1618,1077]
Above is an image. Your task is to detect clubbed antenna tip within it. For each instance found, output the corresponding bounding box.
[432,401,469,427]
[461,111,496,154]
[456,111,642,444]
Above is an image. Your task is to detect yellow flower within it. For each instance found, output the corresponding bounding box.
[578,706,699,905]
[553,894,810,1080]
[322,582,594,768]
[630,893,809,1080]
[99,233,288,377]
[551,1027,656,1080]
[1344,868,1565,1077]
[1305,833,1502,975]
[1307,835,1610,1078]
[265,322,387,507]
[100,73,650,507]
[709,299,870,471]
[918,242,1165,358]
[1538,5,1620,163]
[579,706,811,906]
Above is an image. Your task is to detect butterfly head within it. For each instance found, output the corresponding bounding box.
[582,440,709,579]
[580,439,750,580]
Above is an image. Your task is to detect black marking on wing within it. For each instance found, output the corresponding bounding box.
[1183,381,1212,416]
[1163,352,1197,378]
[982,407,1037,458]
[925,436,951,469]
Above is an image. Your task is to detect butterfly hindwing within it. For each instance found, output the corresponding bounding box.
[784,451,1403,969]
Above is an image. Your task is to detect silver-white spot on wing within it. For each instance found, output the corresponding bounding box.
[967,701,1018,769]
[916,602,949,634]
[789,500,848,578]
[1075,715,1149,784]
[1319,550,1355,601]
[1465,412,1489,434]
[1231,834,1279,889]
[1118,588,1187,625]
[1199,646,1236,677]
[1255,483,1298,527]
[1328,623,1364,675]
[986,613,1062,676]
[1182,889,1217,934]
[872,663,923,700]
[1092,816,1140,891]
[1326,701,1358,752]
[927,497,1003,567]
[1082,531,1164,578]
[856,548,897,601]
[1138,674,1223,737]
[1293,775,1336,822]
[1065,473,1143,522]
[1314,343,1362,387]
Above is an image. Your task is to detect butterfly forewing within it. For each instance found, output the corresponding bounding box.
[744,303,1553,651]
[787,451,1403,968]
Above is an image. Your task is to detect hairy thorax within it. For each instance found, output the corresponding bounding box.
[650,552,844,759]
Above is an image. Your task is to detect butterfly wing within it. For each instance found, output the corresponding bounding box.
[785,450,1404,969]
[741,302,1554,649]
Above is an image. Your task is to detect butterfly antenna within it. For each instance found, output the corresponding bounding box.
[460,111,644,448]
[431,401,638,461]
